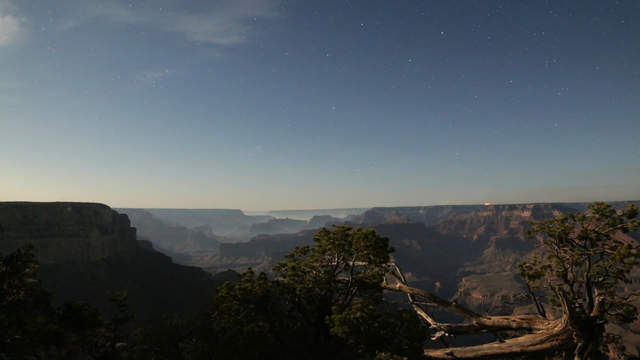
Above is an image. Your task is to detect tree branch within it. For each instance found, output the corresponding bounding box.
[423,317,572,359]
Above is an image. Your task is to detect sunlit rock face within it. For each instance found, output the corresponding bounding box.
[0,202,138,264]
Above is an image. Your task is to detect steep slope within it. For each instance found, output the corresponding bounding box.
[0,202,232,322]
[195,230,317,273]
[191,214,346,273]
[183,202,640,305]
[118,208,220,254]
[434,204,570,312]
[0,202,138,263]
[191,204,574,280]
[194,202,639,313]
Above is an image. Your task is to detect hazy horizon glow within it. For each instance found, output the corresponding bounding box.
[1,0,639,210]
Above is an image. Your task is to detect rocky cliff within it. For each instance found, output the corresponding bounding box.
[0,202,138,264]
[355,205,485,226]
[129,208,274,237]
[0,202,232,322]
[118,208,220,255]
[193,202,639,313]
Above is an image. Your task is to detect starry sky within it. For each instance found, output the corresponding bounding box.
[0,0,639,210]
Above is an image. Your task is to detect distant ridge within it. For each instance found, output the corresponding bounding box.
[253,208,369,221]
[116,207,272,237]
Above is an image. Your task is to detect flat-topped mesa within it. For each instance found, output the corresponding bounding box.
[357,203,571,227]
[470,203,570,217]
[0,202,138,264]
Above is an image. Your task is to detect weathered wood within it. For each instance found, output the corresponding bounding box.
[423,317,571,359]
[383,262,574,359]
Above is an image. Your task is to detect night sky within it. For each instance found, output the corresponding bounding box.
[0,0,638,210]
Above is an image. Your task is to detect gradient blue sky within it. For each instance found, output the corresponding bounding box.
[1,0,639,210]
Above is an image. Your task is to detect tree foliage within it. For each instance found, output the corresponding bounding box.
[0,244,60,358]
[209,269,292,359]
[121,226,426,360]
[0,245,131,359]
[208,225,427,360]
[376,203,640,360]
[519,202,639,358]
[5,204,638,360]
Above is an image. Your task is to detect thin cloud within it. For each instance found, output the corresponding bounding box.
[0,0,22,46]
[65,0,280,46]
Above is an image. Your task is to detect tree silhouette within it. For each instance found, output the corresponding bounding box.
[382,202,639,359]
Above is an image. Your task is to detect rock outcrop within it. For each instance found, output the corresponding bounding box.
[0,202,138,264]
[0,202,232,323]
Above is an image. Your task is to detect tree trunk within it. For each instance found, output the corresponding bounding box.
[422,316,573,359]
[572,318,606,360]
[382,262,578,359]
